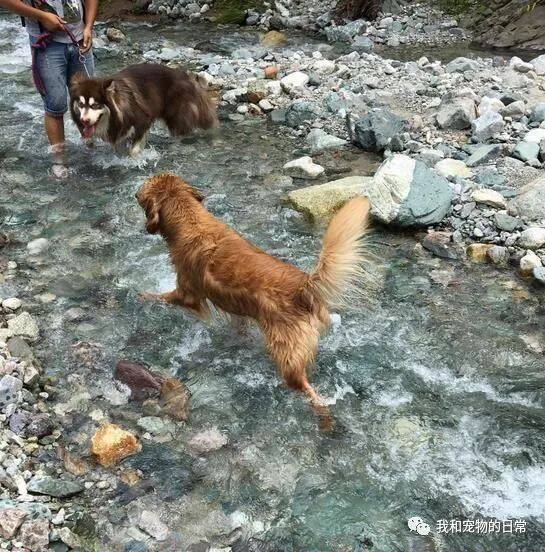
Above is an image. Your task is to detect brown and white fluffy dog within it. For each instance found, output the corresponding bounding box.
[136,173,371,412]
[70,64,218,156]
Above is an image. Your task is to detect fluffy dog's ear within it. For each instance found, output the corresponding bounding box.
[144,197,160,234]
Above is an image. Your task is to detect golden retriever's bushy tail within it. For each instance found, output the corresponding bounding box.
[308,196,372,308]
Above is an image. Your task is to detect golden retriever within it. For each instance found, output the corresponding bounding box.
[136,173,371,413]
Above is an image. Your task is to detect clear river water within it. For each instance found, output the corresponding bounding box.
[1,13,545,552]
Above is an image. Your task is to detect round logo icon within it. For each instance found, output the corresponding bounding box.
[408,516,431,536]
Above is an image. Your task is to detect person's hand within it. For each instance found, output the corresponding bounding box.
[39,12,66,32]
[81,25,93,53]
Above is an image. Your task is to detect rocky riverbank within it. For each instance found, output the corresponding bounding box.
[95,12,545,286]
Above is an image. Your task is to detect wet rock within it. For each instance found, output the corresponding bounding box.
[512,141,540,164]
[471,188,507,209]
[7,312,39,339]
[0,507,27,538]
[2,297,21,310]
[124,541,149,552]
[520,250,542,274]
[284,100,321,127]
[106,27,126,42]
[0,374,22,410]
[9,411,53,438]
[58,447,89,476]
[467,243,493,262]
[19,518,49,552]
[325,20,366,43]
[188,427,228,454]
[471,111,504,142]
[280,71,309,93]
[305,129,347,153]
[465,144,502,167]
[518,227,545,249]
[26,238,49,255]
[114,360,165,402]
[487,246,510,266]
[445,57,478,73]
[91,423,141,467]
[508,175,545,222]
[138,510,169,541]
[435,158,472,179]
[137,416,175,435]
[287,176,372,222]
[27,475,83,498]
[353,108,408,153]
[283,156,324,180]
[261,30,286,46]
[421,231,457,260]
[264,66,278,79]
[533,267,545,285]
[436,97,476,130]
[160,378,190,421]
[366,154,453,227]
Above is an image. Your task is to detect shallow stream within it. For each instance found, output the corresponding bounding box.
[1,13,545,552]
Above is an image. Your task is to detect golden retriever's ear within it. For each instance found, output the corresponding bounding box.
[144,197,160,234]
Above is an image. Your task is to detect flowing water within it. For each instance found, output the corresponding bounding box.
[1,13,545,552]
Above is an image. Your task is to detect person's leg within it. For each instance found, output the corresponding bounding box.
[31,39,70,177]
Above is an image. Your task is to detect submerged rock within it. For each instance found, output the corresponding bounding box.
[366,154,453,227]
[27,476,84,498]
[467,243,493,262]
[138,510,169,541]
[287,176,372,222]
[188,427,228,454]
[91,423,141,467]
[114,360,165,402]
[305,129,347,153]
[26,238,49,255]
[160,378,190,421]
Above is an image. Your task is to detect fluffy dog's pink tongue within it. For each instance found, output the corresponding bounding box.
[82,124,96,139]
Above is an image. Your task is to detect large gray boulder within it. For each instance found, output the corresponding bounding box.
[365,154,453,227]
[353,108,408,153]
[436,97,476,130]
[445,57,479,73]
[508,175,545,223]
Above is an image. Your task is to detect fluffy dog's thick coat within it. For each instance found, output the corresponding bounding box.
[70,64,217,155]
[137,174,371,407]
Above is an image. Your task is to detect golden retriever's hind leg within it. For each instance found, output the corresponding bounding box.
[262,322,334,430]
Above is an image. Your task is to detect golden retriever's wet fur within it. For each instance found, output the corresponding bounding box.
[136,173,371,413]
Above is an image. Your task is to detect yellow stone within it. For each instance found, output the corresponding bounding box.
[466,243,493,262]
[91,423,141,467]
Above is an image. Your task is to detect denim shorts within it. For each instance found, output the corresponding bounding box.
[29,37,94,117]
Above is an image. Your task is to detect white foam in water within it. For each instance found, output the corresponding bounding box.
[175,326,211,361]
[406,361,538,408]
[376,389,413,408]
[323,382,355,405]
[93,146,160,170]
[0,20,31,73]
